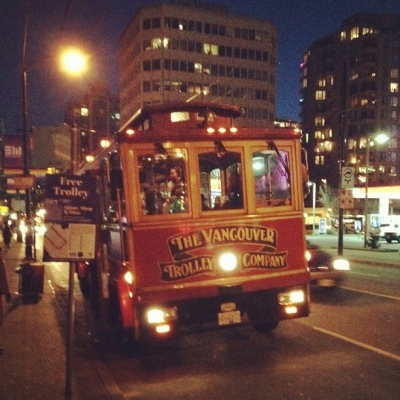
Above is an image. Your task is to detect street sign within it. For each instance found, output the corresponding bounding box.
[341,167,355,188]
[6,175,35,190]
[339,188,354,209]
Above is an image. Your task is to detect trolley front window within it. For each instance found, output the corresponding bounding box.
[198,147,243,211]
[138,147,189,215]
[252,149,291,207]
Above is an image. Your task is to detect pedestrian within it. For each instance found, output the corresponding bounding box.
[2,222,12,251]
[24,222,33,260]
[0,247,11,354]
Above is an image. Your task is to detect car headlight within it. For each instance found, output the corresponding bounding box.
[333,259,350,271]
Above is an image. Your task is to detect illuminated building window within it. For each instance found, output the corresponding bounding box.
[390,82,399,93]
[391,110,397,120]
[360,98,368,106]
[389,166,397,177]
[390,97,399,107]
[350,27,359,40]
[340,31,347,41]
[315,90,326,100]
[315,117,325,127]
[349,72,358,81]
[363,27,377,35]
[326,128,332,138]
[81,107,89,117]
[203,43,218,55]
[302,78,307,88]
[348,153,357,164]
[315,130,322,139]
[378,165,385,174]
[318,78,326,87]
[315,155,325,165]
[347,139,356,150]
[350,97,358,107]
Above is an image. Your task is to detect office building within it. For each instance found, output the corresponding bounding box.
[119,0,277,128]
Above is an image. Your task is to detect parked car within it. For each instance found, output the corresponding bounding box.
[306,240,350,288]
[379,222,400,243]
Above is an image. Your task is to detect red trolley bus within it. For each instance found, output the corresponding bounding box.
[77,102,310,341]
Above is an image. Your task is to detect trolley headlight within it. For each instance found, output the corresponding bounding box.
[278,289,305,305]
[146,307,177,324]
[218,252,238,272]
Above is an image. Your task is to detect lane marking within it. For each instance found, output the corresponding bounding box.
[313,326,400,363]
[347,271,379,277]
[341,286,400,301]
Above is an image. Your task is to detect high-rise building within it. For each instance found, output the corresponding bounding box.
[301,12,400,190]
[64,81,120,169]
[119,0,277,128]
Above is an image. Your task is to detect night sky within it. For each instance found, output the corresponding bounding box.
[1,0,400,135]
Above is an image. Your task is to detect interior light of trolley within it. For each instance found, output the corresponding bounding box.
[125,128,135,135]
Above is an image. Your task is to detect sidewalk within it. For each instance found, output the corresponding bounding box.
[0,238,116,400]
[306,232,400,268]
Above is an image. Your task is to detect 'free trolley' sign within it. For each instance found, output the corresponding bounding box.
[44,174,97,224]
[44,174,97,261]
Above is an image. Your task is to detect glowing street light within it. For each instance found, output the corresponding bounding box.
[363,133,390,248]
[60,48,87,75]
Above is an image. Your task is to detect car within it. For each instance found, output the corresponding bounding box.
[306,240,350,288]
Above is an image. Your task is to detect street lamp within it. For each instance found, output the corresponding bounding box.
[363,133,389,248]
[21,2,87,257]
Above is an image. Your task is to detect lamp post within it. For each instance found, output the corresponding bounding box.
[21,0,87,256]
[363,133,389,248]
[21,0,33,259]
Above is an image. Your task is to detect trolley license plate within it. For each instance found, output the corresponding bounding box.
[218,302,241,326]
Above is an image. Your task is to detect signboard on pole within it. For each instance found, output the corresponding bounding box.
[341,167,355,188]
[43,174,97,261]
[339,188,354,209]
[43,223,96,261]
[44,174,97,223]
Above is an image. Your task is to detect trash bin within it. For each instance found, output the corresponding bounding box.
[15,263,45,303]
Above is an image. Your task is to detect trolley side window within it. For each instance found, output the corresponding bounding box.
[198,147,243,211]
[252,149,291,207]
[138,147,189,215]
